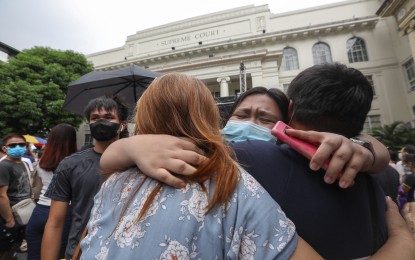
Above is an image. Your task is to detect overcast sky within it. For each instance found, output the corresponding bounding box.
[1,0,345,55]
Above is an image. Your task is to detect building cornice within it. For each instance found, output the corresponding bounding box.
[376,0,405,16]
[398,6,415,33]
[98,49,281,72]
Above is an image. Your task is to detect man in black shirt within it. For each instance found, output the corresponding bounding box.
[233,63,393,258]
[42,95,129,260]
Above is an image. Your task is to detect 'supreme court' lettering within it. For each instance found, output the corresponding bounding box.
[160,30,220,46]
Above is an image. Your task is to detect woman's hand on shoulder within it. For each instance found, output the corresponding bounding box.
[101,135,207,188]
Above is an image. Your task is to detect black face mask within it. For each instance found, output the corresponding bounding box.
[90,121,121,141]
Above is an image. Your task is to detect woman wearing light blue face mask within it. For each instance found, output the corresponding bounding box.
[222,87,288,143]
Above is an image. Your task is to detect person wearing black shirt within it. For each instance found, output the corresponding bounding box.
[42,95,129,260]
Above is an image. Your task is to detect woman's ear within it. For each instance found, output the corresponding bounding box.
[120,123,127,132]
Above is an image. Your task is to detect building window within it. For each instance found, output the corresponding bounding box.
[404,58,415,91]
[84,134,93,145]
[281,47,299,71]
[312,42,332,65]
[365,75,376,95]
[363,115,381,132]
[347,37,368,63]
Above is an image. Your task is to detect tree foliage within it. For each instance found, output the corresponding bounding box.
[369,121,415,152]
[0,47,93,137]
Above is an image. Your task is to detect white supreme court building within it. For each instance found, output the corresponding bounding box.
[80,0,415,145]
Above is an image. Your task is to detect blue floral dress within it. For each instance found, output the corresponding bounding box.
[80,167,297,259]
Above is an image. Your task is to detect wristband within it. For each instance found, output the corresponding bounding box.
[349,137,376,166]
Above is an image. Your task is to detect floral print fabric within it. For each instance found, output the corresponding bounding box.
[80,167,297,259]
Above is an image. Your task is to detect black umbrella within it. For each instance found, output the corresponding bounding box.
[63,64,162,115]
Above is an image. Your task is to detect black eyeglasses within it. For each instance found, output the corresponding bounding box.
[6,143,27,148]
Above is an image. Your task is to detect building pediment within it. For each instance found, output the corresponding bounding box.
[127,5,270,40]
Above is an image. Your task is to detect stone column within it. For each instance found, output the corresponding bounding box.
[217,77,230,97]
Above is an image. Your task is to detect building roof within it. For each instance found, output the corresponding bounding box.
[0,41,20,57]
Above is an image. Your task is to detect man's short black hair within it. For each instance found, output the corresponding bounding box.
[287,63,373,137]
[84,95,129,121]
[2,133,26,145]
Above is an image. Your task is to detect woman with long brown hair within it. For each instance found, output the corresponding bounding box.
[25,123,77,260]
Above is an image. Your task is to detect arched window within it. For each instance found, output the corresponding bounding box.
[347,37,368,63]
[312,42,332,64]
[281,47,299,71]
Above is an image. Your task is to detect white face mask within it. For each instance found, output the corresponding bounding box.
[221,120,277,143]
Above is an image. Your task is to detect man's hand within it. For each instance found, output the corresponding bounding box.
[101,135,207,188]
[401,201,415,235]
[41,200,68,260]
[285,129,374,188]
[371,197,415,259]
[0,186,15,227]
[5,216,15,228]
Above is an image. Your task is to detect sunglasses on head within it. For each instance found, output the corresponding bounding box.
[5,143,27,148]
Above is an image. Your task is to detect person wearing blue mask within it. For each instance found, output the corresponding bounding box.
[222,87,287,143]
[0,133,32,259]
[222,120,277,143]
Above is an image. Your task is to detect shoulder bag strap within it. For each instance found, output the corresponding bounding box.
[21,161,33,186]
[72,226,88,260]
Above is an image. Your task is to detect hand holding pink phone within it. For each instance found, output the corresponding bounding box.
[271,121,330,169]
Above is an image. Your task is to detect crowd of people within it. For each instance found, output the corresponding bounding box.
[1,62,415,259]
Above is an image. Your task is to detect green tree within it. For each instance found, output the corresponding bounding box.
[369,121,415,152]
[0,47,93,137]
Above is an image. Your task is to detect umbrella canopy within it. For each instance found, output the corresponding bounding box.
[24,135,47,145]
[63,64,162,115]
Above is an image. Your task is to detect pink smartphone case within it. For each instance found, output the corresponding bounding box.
[271,121,318,159]
[271,121,330,169]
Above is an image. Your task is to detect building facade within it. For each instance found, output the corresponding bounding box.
[81,0,415,146]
